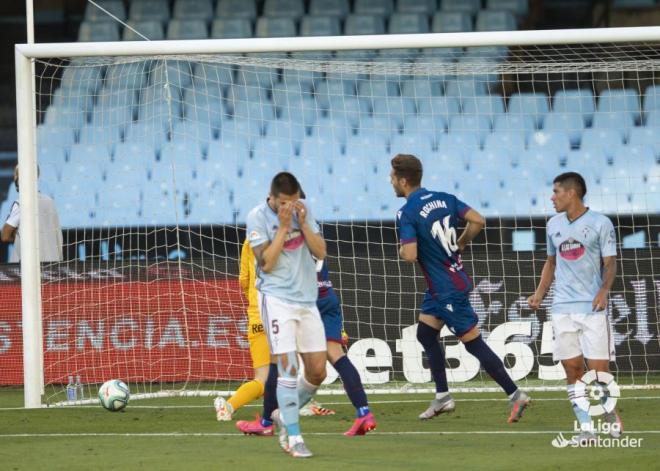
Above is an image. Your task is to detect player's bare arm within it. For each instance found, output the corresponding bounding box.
[399,241,417,262]
[294,200,326,260]
[593,255,616,311]
[457,208,485,251]
[1,223,16,243]
[527,255,556,310]
[253,203,293,273]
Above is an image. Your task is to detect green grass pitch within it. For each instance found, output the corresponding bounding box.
[0,388,658,470]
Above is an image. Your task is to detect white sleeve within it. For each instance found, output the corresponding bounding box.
[600,217,617,258]
[246,209,269,249]
[5,201,19,228]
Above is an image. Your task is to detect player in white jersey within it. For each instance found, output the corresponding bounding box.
[2,165,62,262]
[527,172,621,443]
[245,172,327,458]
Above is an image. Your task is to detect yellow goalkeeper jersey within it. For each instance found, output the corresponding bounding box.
[239,239,260,324]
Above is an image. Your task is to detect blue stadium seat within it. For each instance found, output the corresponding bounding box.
[315,79,356,109]
[221,117,265,142]
[628,126,660,155]
[138,101,183,125]
[104,61,150,89]
[400,78,442,99]
[78,124,122,147]
[263,0,305,19]
[128,0,170,24]
[643,84,660,113]
[159,139,203,168]
[542,112,583,146]
[580,127,624,160]
[518,148,562,185]
[170,119,214,148]
[207,139,247,178]
[344,14,386,35]
[309,116,353,147]
[123,121,169,151]
[461,95,506,122]
[37,125,75,150]
[492,113,535,137]
[590,112,635,140]
[646,109,660,127]
[444,79,488,98]
[484,130,526,152]
[475,10,517,31]
[192,161,233,197]
[114,142,156,165]
[397,0,436,14]
[282,68,323,93]
[467,150,509,186]
[552,89,595,125]
[486,0,529,15]
[449,115,491,145]
[172,0,213,21]
[97,86,138,109]
[150,60,195,88]
[598,88,641,120]
[78,21,120,42]
[184,89,224,130]
[225,83,269,113]
[358,79,400,100]
[215,0,257,20]
[123,20,165,40]
[527,130,571,159]
[441,0,480,13]
[612,144,656,173]
[252,137,297,169]
[417,96,460,117]
[507,92,549,127]
[255,17,297,38]
[52,87,94,112]
[309,0,350,17]
[186,191,235,225]
[463,45,509,61]
[359,115,400,142]
[57,196,97,228]
[193,62,233,89]
[327,97,362,128]
[298,135,342,172]
[390,132,434,158]
[300,15,342,36]
[210,18,253,38]
[91,104,134,129]
[431,11,472,32]
[389,13,430,33]
[265,120,307,148]
[44,106,87,130]
[60,62,104,94]
[274,97,319,127]
[354,0,394,16]
[345,134,390,171]
[167,19,208,39]
[372,97,417,128]
[403,115,446,144]
[442,130,481,153]
[84,0,126,22]
[68,143,112,167]
[563,149,606,183]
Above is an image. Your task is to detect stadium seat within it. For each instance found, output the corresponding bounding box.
[597,88,641,121]
[215,0,257,20]
[372,97,417,128]
[281,68,323,93]
[44,105,87,130]
[507,92,549,127]
[345,134,390,171]
[78,124,122,147]
[613,144,656,173]
[552,89,595,125]
[60,62,104,94]
[389,13,430,33]
[359,115,400,142]
[518,148,562,185]
[358,79,400,101]
[390,132,434,158]
[263,0,305,19]
[104,61,150,89]
[590,112,635,140]
[580,127,624,160]
[417,96,461,117]
[327,97,362,128]
[67,143,112,167]
[354,0,395,16]
[84,0,126,22]
[527,130,571,159]
[493,113,536,137]
[563,149,606,182]
[628,126,660,155]
[449,115,491,145]
[170,118,215,148]
[184,90,224,130]
[461,95,506,122]
[486,0,529,15]
[264,119,307,146]
[122,20,165,40]
[645,109,660,127]
[255,17,297,38]
[206,138,246,177]
[315,79,356,109]
[431,11,472,32]
[442,130,481,154]
[400,78,443,99]
[344,14,386,35]
[441,0,480,13]
[444,79,488,98]
[210,18,253,38]
[643,84,660,112]
[52,87,94,113]
[397,0,436,14]
[167,19,208,39]
[186,190,235,225]
[462,45,509,61]
[300,15,341,36]
[252,137,297,169]
[123,121,169,151]
[403,115,446,144]
[309,116,352,147]
[159,139,203,168]
[309,0,349,17]
[172,0,213,21]
[484,130,526,152]
[467,149,509,186]
[37,125,75,151]
[150,60,195,88]
[114,142,156,167]
[128,0,170,24]
[57,196,97,228]
[78,21,120,42]
[542,112,583,146]
[475,10,517,31]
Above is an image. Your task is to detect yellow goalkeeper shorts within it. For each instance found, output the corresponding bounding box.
[247,317,270,369]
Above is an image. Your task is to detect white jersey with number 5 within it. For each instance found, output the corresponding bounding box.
[546,209,616,314]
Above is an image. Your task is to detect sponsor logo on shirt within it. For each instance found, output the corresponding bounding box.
[559,237,586,261]
[283,229,304,251]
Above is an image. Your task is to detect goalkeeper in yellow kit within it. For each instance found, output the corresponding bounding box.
[214,239,334,420]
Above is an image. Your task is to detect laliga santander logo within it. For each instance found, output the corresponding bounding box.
[574,370,620,417]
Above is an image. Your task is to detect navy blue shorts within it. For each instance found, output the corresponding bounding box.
[317,294,343,343]
[421,291,478,337]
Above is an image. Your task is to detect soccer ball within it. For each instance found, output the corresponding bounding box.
[98,379,130,412]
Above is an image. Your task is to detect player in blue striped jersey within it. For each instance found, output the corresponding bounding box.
[528,172,621,443]
[390,154,530,423]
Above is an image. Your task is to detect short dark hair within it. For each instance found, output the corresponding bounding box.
[391,154,423,187]
[270,172,301,197]
[553,172,587,199]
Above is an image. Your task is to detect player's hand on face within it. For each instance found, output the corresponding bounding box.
[293,200,307,225]
[527,293,542,310]
[278,202,294,228]
[592,290,608,312]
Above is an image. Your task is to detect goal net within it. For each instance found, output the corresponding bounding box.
[7,31,660,407]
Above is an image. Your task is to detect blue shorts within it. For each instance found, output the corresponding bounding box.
[317,294,343,343]
[421,291,478,337]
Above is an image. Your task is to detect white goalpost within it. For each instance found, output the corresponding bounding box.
[13,27,660,408]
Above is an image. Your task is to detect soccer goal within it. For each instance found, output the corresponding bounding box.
[11,27,660,408]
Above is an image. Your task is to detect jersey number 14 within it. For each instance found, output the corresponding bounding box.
[431,215,458,256]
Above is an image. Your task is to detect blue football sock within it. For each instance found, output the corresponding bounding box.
[334,355,369,417]
[261,363,278,426]
[416,322,449,393]
[463,335,517,396]
[297,375,318,408]
[277,377,301,437]
[568,384,593,432]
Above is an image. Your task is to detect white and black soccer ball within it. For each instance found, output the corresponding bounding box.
[98,379,130,412]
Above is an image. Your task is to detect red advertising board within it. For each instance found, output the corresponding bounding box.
[0,278,251,385]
